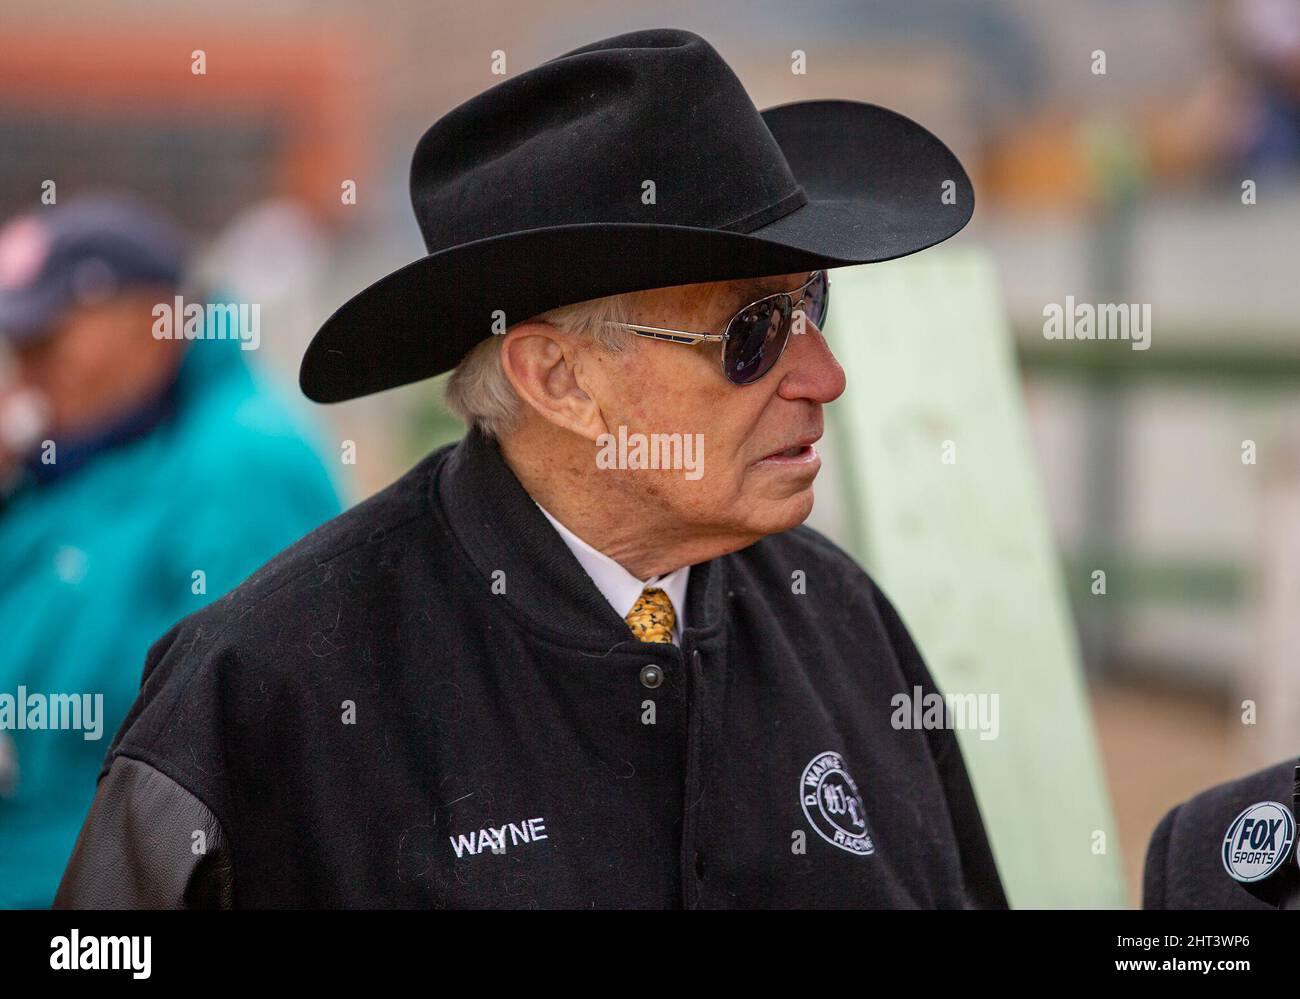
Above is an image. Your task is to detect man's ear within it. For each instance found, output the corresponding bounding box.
[498,323,608,442]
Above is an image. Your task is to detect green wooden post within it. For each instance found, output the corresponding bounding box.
[823,248,1127,907]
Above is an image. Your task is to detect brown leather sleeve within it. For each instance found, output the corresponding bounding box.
[53,755,234,909]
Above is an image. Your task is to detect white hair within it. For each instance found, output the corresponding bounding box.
[443,292,638,439]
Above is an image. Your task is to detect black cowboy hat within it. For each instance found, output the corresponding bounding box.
[300,27,974,403]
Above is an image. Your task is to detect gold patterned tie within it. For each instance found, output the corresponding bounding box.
[625,586,677,644]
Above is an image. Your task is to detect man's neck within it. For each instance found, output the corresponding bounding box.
[497,425,743,580]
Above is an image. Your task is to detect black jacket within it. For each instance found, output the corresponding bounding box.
[1143,757,1299,909]
[55,428,1007,909]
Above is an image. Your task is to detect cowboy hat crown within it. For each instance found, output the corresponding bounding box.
[411,28,807,251]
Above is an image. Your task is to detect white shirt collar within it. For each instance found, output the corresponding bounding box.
[534,501,690,642]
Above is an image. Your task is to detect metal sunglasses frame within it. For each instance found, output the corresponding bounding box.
[601,270,829,383]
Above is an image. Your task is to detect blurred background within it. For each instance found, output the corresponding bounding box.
[2,0,1298,905]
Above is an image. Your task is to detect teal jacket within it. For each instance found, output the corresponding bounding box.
[0,339,342,907]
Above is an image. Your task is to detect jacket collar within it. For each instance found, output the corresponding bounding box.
[432,427,725,651]
[534,499,690,638]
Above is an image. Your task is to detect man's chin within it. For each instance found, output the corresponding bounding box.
[749,486,817,538]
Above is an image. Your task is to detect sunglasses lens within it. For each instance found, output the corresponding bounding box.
[724,296,790,385]
[802,271,829,328]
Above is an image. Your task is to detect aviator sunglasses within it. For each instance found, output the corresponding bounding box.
[603,270,829,385]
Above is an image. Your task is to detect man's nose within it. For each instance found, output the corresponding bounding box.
[775,323,846,404]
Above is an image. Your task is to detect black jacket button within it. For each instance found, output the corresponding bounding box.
[639,664,663,689]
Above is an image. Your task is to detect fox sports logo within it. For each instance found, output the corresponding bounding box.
[1221,800,1295,883]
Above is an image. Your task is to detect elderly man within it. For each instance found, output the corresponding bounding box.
[55,29,1006,908]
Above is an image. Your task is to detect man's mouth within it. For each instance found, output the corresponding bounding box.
[757,436,821,464]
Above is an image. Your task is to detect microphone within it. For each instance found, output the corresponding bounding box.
[1230,759,1300,909]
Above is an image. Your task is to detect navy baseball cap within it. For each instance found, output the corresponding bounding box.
[0,194,190,344]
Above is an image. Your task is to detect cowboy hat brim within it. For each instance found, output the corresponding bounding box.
[300,99,973,403]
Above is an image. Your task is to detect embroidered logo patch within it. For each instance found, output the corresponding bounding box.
[800,750,874,856]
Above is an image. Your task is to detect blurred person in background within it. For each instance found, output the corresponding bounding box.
[0,193,342,908]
